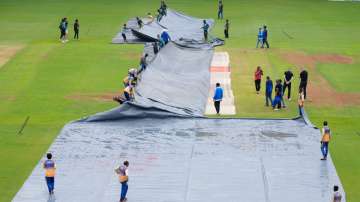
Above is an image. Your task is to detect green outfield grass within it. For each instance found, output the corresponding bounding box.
[0,0,360,201]
[317,63,360,92]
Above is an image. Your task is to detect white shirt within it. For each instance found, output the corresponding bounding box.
[333,191,342,202]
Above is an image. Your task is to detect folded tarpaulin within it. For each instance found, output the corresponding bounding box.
[132,9,214,42]
[84,42,213,121]
[112,17,154,44]
[112,9,221,44]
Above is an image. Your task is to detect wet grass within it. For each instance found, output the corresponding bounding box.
[0,0,360,201]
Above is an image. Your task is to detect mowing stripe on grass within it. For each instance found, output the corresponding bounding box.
[282,30,293,39]
[17,116,30,135]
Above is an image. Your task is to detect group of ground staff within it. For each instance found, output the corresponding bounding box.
[120,0,230,44]
[252,66,308,111]
[252,66,334,165]
[44,1,342,202]
[58,17,79,43]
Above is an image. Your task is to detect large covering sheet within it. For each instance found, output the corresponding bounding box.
[13,118,345,202]
[112,9,218,44]
[13,8,345,202]
[85,42,213,121]
[112,18,146,44]
[132,9,214,42]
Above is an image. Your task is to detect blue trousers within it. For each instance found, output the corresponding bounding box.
[256,39,263,48]
[124,92,131,101]
[298,105,303,116]
[272,96,281,108]
[120,182,128,200]
[218,10,223,19]
[321,142,329,158]
[45,177,54,193]
[140,63,146,72]
[265,92,272,106]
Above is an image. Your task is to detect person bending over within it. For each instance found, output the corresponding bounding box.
[272,79,282,110]
[157,34,165,48]
[161,30,171,44]
[278,79,286,107]
[283,68,293,100]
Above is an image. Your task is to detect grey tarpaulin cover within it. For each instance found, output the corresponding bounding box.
[112,17,146,44]
[112,9,222,45]
[132,9,214,42]
[13,8,345,202]
[13,118,345,202]
[84,41,213,122]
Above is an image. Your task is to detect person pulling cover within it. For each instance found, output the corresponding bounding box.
[157,1,167,22]
[157,34,165,48]
[121,24,128,42]
[136,17,143,28]
[160,1,167,15]
[161,29,171,44]
[139,54,149,73]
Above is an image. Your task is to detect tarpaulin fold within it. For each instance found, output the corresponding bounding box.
[13,7,346,202]
[84,42,213,122]
[112,9,224,46]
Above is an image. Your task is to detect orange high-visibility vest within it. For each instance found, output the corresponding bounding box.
[44,160,56,177]
[45,168,56,177]
[322,133,331,142]
[119,175,128,183]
